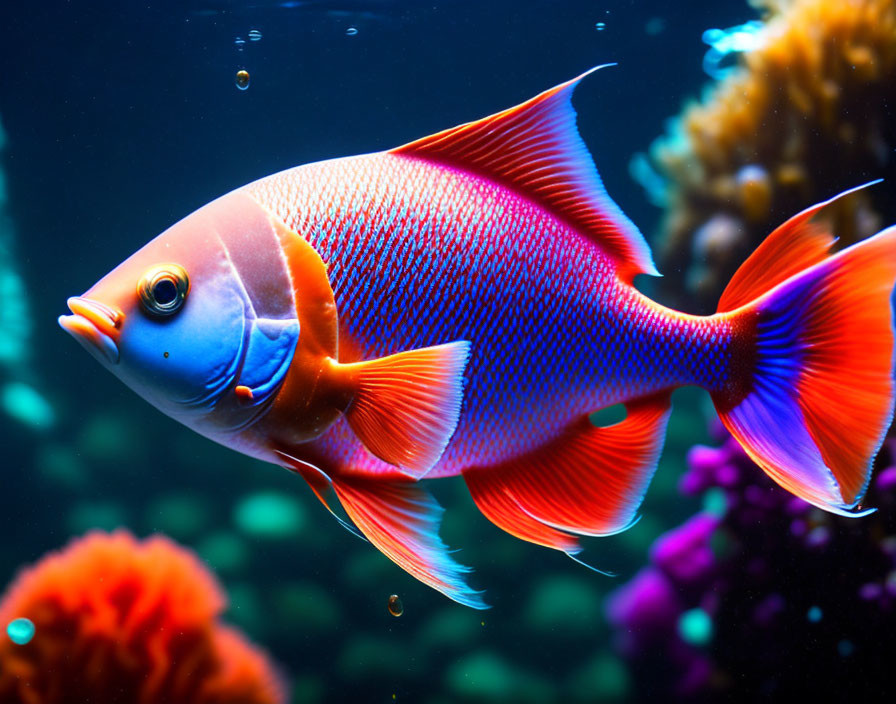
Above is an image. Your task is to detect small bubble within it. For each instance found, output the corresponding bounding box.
[7,618,35,645]
[248,29,262,41]
[387,594,403,617]
[235,69,251,91]
[346,26,358,36]
[595,22,606,31]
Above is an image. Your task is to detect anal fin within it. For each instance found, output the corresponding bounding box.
[463,394,672,553]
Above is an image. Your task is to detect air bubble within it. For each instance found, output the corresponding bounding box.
[387,594,403,617]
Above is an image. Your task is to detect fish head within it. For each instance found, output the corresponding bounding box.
[59,190,300,437]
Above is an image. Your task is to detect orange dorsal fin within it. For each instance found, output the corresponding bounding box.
[390,66,658,281]
[717,181,880,312]
[335,341,470,478]
[463,394,672,553]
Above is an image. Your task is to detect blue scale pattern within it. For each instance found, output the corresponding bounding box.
[246,153,735,477]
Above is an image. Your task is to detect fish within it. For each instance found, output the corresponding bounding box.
[59,67,896,608]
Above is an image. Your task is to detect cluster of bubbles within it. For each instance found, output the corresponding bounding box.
[234,29,262,51]
[233,29,262,91]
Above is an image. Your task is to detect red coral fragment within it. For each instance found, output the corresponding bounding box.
[0,530,286,704]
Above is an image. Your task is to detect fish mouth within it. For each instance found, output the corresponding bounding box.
[58,296,123,364]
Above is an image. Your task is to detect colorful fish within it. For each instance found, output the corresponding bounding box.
[59,67,896,608]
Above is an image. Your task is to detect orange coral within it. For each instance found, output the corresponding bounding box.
[0,531,286,704]
[651,0,896,309]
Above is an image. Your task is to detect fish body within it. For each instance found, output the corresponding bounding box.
[60,69,896,607]
[245,152,735,477]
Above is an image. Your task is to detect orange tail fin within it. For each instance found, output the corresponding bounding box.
[714,185,896,514]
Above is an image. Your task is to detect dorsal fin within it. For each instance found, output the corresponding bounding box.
[390,66,659,281]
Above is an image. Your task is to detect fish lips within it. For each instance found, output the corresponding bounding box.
[58,296,122,365]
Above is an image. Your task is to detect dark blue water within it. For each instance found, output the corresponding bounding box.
[3,1,894,702]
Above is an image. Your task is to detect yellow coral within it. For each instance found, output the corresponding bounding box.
[652,0,896,309]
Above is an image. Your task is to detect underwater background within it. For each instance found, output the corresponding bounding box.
[2,0,896,701]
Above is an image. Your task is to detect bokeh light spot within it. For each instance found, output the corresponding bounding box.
[1,381,54,429]
[6,618,34,645]
[677,607,713,646]
[234,491,305,538]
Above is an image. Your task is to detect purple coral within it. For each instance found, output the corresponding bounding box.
[649,513,720,585]
[606,429,896,699]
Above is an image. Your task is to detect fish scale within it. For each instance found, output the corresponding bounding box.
[245,152,734,475]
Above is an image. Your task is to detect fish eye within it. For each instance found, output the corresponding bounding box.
[137,264,189,317]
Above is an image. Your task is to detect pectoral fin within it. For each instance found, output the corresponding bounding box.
[335,341,470,478]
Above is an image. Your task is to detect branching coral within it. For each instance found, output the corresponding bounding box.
[649,0,896,310]
[0,531,286,704]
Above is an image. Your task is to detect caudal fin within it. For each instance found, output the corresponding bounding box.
[714,186,896,515]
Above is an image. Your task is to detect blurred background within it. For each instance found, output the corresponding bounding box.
[1,1,895,702]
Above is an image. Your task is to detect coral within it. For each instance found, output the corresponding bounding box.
[647,0,896,310]
[0,531,286,704]
[605,422,896,699]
